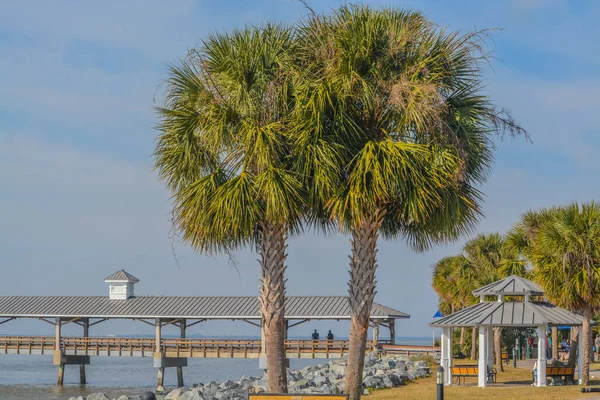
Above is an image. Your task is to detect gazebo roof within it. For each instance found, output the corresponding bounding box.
[472,275,544,297]
[430,301,583,328]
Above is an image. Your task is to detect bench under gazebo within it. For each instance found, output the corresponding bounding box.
[430,275,584,387]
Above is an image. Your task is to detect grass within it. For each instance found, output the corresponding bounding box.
[369,359,600,400]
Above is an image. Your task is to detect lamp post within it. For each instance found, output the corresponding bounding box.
[437,366,444,400]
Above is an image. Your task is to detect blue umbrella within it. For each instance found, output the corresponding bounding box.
[432,310,444,319]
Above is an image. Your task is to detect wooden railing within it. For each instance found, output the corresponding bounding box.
[162,338,261,358]
[0,336,355,358]
[380,344,441,356]
[63,337,155,356]
[0,336,55,354]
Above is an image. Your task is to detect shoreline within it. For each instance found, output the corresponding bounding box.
[66,353,431,400]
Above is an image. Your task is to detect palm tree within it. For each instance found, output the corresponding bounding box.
[154,24,301,393]
[533,202,600,386]
[463,233,507,371]
[432,256,465,315]
[433,233,526,366]
[294,5,524,399]
[504,209,574,363]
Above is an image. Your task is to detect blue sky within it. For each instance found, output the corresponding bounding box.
[1,0,599,339]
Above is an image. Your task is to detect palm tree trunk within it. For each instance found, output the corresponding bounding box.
[568,326,579,367]
[494,327,504,372]
[345,210,383,400]
[582,306,592,386]
[259,222,288,393]
[471,327,477,360]
[460,327,465,350]
[552,326,559,360]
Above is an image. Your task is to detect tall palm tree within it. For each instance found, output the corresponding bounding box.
[533,202,600,386]
[154,24,301,393]
[294,5,524,399]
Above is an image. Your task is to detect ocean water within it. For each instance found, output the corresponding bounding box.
[0,338,431,400]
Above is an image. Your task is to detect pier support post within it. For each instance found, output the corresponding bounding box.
[157,367,165,390]
[177,319,186,388]
[372,321,380,351]
[259,318,266,370]
[155,318,164,391]
[55,317,63,385]
[57,364,64,385]
[80,318,89,384]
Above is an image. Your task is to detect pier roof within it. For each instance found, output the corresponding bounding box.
[0,295,409,321]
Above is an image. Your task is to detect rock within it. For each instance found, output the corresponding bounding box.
[87,394,110,400]
[165,388,183,399]
[381,375,394,388]
[313,376,330,386]
[363,388,370,395]
[294,378,312,389]
[219,379,239,390]
[363,375,383,389]
[364,352,379,367]
[179,389,205,400]
[117,396,132,400]
[329,363,346,375]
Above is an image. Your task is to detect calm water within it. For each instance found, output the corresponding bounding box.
[0,338,430,400]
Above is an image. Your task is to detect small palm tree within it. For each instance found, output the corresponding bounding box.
[463,233,506,371]
[294,5,524,399]
[154,24,301,393]
[533,202,600,386]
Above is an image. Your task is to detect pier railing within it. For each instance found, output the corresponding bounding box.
[0,336,433,358]
[0,336,357,359]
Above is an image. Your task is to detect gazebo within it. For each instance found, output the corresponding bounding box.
[430,275,584,387]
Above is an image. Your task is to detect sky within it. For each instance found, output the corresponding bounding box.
[1,0,600,339]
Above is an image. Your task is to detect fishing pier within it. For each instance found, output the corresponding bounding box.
[0,270,409,389]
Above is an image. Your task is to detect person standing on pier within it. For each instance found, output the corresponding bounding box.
[312,330,320,340]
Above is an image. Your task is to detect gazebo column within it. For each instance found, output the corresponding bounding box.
[536,325,547,387]
[485,327,493,370]
[578,327,583,384]
[441,327,453,385]
[478,326,488,387]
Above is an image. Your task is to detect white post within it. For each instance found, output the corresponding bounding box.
[441,327,453,385]
[537,325,547,387]
[498,295,504,302]
[578,328,583,384]
[478,326,487,387]
[480,295,485,303]
[486,327,494,370]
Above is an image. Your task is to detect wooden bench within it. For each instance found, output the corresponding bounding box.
[545,366,575,385]
[249,395,349,400]
[450,365,497,385]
